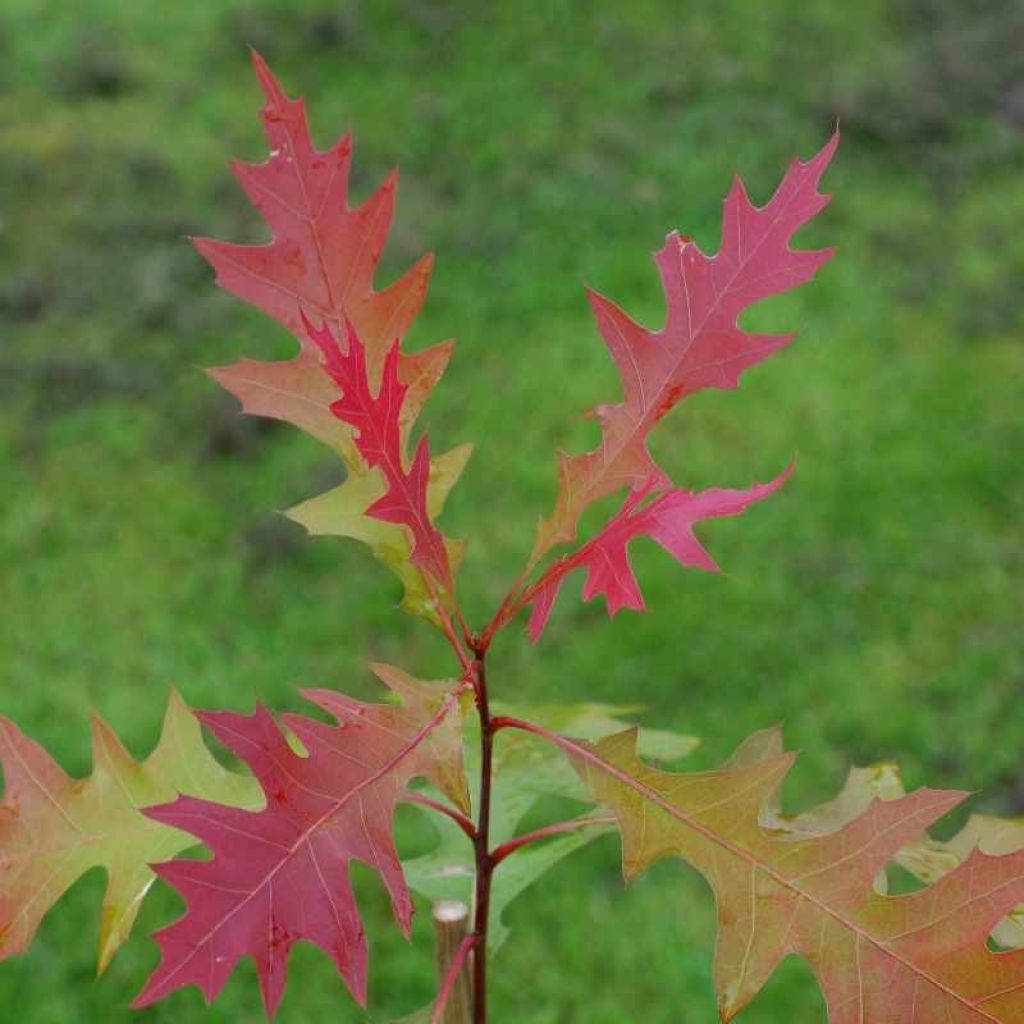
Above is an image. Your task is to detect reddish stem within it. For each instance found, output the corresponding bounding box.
[431,933,477,1024]
[400,790,477,841]
[479,554,571,648]
[470,651,495,1024]
[422,571,473,672]
[478,578,529,650]
[490,815,615,867]
[492,714,547,736]
[455,604,475,652]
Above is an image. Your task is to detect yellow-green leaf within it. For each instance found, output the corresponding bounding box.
[287,446,472,621]
[0,692,259,972]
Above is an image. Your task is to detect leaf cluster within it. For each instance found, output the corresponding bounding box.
[2,55,1021,1023]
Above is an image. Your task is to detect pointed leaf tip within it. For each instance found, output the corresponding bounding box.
[250,49,288,109]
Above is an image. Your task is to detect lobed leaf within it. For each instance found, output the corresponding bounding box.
[487,137,837,644]
[529,721,1024,1022]
[199,52,433,392]
[526,468,791,639]
[0,692,258,972]
[533,133,837,563]
[198,53,468,619]
[134,668,468,1017]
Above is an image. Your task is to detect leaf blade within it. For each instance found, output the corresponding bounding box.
[533,134,837,560]
[0,692,259,972]
[509,719,1024,1022]
[134,674,468,1016]
[197,53,468,619]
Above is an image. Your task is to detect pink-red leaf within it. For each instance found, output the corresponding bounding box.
[305,316,452,588]
[526,467,791,640]
[135,670,467,1017]
[198,52,431,382]
[533,134,837,562]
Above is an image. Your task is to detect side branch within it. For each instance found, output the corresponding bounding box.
[401,790,477,841]
[490,816,615,866]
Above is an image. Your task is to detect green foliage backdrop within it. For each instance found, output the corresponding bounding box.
[1,1,1021,1019]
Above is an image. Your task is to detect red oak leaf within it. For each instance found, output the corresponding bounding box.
[527,467,791,640]
[196,53,469,617]
[199,51,439,394]
[533,133,837,562]
[134,671,467,1017]
[305,315,452,588]
[547,724,1024,1022]
[0,693,257,972]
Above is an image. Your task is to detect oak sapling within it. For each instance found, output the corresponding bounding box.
[2,54,1023,1024]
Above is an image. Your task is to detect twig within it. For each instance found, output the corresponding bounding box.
[490,815,615,866]
[401,790,477,841]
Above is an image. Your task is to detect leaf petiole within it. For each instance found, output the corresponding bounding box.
[400,790,477,841]
[490,816,615,867]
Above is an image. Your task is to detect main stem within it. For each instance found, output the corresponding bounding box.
[471,648,494,1024]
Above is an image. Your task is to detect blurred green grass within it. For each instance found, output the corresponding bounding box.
[1,0,1022,1020]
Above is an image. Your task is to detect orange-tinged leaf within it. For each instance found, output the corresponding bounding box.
[929,816,1024,950]
[513,719,1024,1022]
[744,731,1024,953]
[206,340,455,463]
[197,52,431,381]
[197,53,469,618]
[0,692,258,972]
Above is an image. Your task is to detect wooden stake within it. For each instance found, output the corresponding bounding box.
[432,900,472,1024]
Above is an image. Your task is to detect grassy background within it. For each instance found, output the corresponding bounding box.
[1,0,1022,1020]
